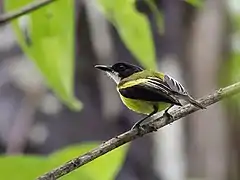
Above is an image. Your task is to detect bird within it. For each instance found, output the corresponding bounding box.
[95,62,206,130]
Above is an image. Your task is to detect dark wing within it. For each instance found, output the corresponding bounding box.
[118,79,181,106]
[162,75,206,109]
[162,75,188,96]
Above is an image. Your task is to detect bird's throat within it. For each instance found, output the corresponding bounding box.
[106,72,121,84]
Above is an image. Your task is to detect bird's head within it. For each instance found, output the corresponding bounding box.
[95,62,143,84]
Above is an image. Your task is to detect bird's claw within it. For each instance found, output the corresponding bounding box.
[131,123,158,134]
[164,112,174,125]
[131,123,144,131]
[148,124,158,131]
[131,123,145,136]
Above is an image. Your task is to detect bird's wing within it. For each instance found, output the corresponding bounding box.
[162,75,206,109]
[118,78,181,105]
[160,75,188,96]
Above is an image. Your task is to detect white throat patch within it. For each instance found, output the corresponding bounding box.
[106,72,121,84]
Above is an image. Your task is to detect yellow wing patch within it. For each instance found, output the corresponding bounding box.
[118,78,148,89]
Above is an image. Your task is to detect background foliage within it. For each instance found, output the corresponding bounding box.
[5,0,81,110]
[0,0,239,179]
[0,142,127,179]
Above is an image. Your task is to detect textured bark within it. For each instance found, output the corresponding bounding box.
[0,0,57,25]
[186,0,228,179]
[37,81,240,180]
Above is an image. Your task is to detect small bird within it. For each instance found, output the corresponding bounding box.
[95,62,205,130]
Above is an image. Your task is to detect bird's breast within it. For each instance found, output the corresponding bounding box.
[119,95,170,115]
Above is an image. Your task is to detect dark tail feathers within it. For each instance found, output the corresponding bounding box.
[186,95,206,109]
[178,94,206,109]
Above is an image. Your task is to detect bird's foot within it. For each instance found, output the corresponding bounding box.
[131,123,145,136]
[163,112,174,125]
[131,123,158,135]
[147,124,158,132]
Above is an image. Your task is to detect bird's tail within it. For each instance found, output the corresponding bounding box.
[182,95,206,109]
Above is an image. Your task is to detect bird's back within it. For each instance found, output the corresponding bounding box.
[117,70,178,114]
[118,70,164,88]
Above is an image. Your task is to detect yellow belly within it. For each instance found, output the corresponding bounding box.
[119,95,170,115]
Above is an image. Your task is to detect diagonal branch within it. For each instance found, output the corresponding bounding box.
[37,81,240,180]
[0,0,58,25]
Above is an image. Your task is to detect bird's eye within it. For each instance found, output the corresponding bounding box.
[118,65,125,71]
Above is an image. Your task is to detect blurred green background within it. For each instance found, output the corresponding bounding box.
[0,0,239,179]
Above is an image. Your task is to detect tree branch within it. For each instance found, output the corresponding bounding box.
[37,81,240,180]
[0,0,57,25]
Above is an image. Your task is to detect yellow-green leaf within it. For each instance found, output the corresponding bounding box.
[97,0,157,69]
[0,142,129,180]
[185,0,203,7]
[5,0,82,110]
[51,142,128,180]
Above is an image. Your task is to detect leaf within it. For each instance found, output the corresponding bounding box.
[144,0,164,34]
[5,0,82,110]
[51,142,129,180]
[232,15,240,33]
[0,156,47,179]
[219,52,240,107]
[0,142,129,180]
[185,0,203,7]
[97,0,157,69]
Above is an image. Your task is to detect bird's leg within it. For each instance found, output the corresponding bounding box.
[163,104,174,124]
[131,105,158,130]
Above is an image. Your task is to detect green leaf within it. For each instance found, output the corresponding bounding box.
[219,52,240,107]
[51,142,129,180]
[185,0,203,7]
[144,0,164,34]
[0,156,47,179]
[5,0,82,111]
[232,15,240,33]
[0,142,128,180]
[97,0,157,69]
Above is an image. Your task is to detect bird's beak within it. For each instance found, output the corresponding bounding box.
[95,64,121,84]
[94,65,113,72]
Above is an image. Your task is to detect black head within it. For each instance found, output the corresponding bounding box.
[95,62,143,83]
[95,62,143,78]
[111,62,143,79]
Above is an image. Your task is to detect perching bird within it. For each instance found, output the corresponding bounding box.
[95,62,205,130]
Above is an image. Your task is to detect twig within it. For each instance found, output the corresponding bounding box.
[0,0,57,25]
[37,81,240,180]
